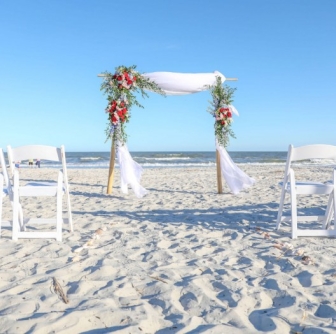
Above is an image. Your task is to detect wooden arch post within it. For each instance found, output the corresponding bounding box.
[107,137,116,194]
[216,149,223,194]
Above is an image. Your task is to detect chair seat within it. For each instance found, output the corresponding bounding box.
[19,181,66,197]
[279,181,333,195]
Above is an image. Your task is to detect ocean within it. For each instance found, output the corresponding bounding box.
[10,151,336,169]
[56,151,289,169]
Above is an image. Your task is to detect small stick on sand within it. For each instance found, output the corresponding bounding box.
[149,275,168,284]
[52,277,69,304]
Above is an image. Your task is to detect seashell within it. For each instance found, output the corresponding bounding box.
[86,240,95,246]
[302,255,313,265]
[95,228,103,235]
[283,242,294,250]
[295,248,304,256]
[273,244,283,250]
[74,247,84,253]
[263,232,270,239]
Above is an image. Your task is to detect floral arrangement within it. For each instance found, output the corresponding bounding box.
[207,76,236,147]
[100,65,165,144]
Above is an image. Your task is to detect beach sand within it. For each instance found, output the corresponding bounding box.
[1,165,336,333]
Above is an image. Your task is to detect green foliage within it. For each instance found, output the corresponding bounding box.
[207,76,237,148]
[100,65,165,144]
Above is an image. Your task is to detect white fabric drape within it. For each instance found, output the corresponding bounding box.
[216,142,255,195]
[143,71,226,95]
[117,143,147,198]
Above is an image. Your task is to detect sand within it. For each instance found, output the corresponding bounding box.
[1,165,336,334]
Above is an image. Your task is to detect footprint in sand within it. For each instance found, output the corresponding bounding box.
[179,291,199,312]
[315,304,336,318]
[213,281,239,308]
[295,270,323,287]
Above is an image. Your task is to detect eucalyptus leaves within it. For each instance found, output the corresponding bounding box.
[207,76,237,148]
[100,65,164,144]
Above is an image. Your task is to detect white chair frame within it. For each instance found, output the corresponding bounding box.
[276,144,336,239]
[0,148,24,236]
[7,145,73,241]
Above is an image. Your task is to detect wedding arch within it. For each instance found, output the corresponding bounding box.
[98,65,254,197]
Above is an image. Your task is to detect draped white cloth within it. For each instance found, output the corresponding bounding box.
[143,71,226,95]
[117,143,147,198]
[216,142,255,195]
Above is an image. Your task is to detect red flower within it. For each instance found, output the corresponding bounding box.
[127,79,133,85]
[221,121,226,125]
[220,108,225,113]
[227,111,232,118]
[111,115,118,124]
[120,101,125,107]
[133,76,137,82]
[118,84,123,89]
[116,75,123,81]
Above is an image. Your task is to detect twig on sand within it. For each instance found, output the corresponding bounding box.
[300,309,307,326]
[52,277,69,304]
[149,275,168,284]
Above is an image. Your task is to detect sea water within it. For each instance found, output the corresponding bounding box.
[9,151,335,169]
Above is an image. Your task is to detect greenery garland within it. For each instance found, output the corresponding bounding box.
[207,76,236,148]
[100,65,165,144]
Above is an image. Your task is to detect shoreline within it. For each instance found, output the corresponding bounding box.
[1,165,336,333]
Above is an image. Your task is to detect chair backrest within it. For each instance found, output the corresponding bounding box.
[290,144,336,162]
[7,145,70,191]
[0,148,11,191]
[7,145,64,174]
[284,144,336,177]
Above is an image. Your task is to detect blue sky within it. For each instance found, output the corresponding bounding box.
[1,0,335,152]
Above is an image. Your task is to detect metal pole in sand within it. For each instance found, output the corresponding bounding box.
[107,137,116,194]
[216,149,223,194]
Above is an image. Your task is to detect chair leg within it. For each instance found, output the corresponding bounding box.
[0,199,2,238]
[289,173,298,239]
[276,187,286,230]
[12,195,19,242]
[323,192,334,229]
[56,173,63,242]
[66,192,73,232]
[0,174,3,237]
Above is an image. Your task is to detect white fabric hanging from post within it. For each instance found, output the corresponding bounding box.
[216,141,255,194]
[117,142,147,198]
[143,71,226,95]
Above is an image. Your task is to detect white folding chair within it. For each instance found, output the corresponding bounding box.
[7,145,73,241]
[276,144,336,239]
